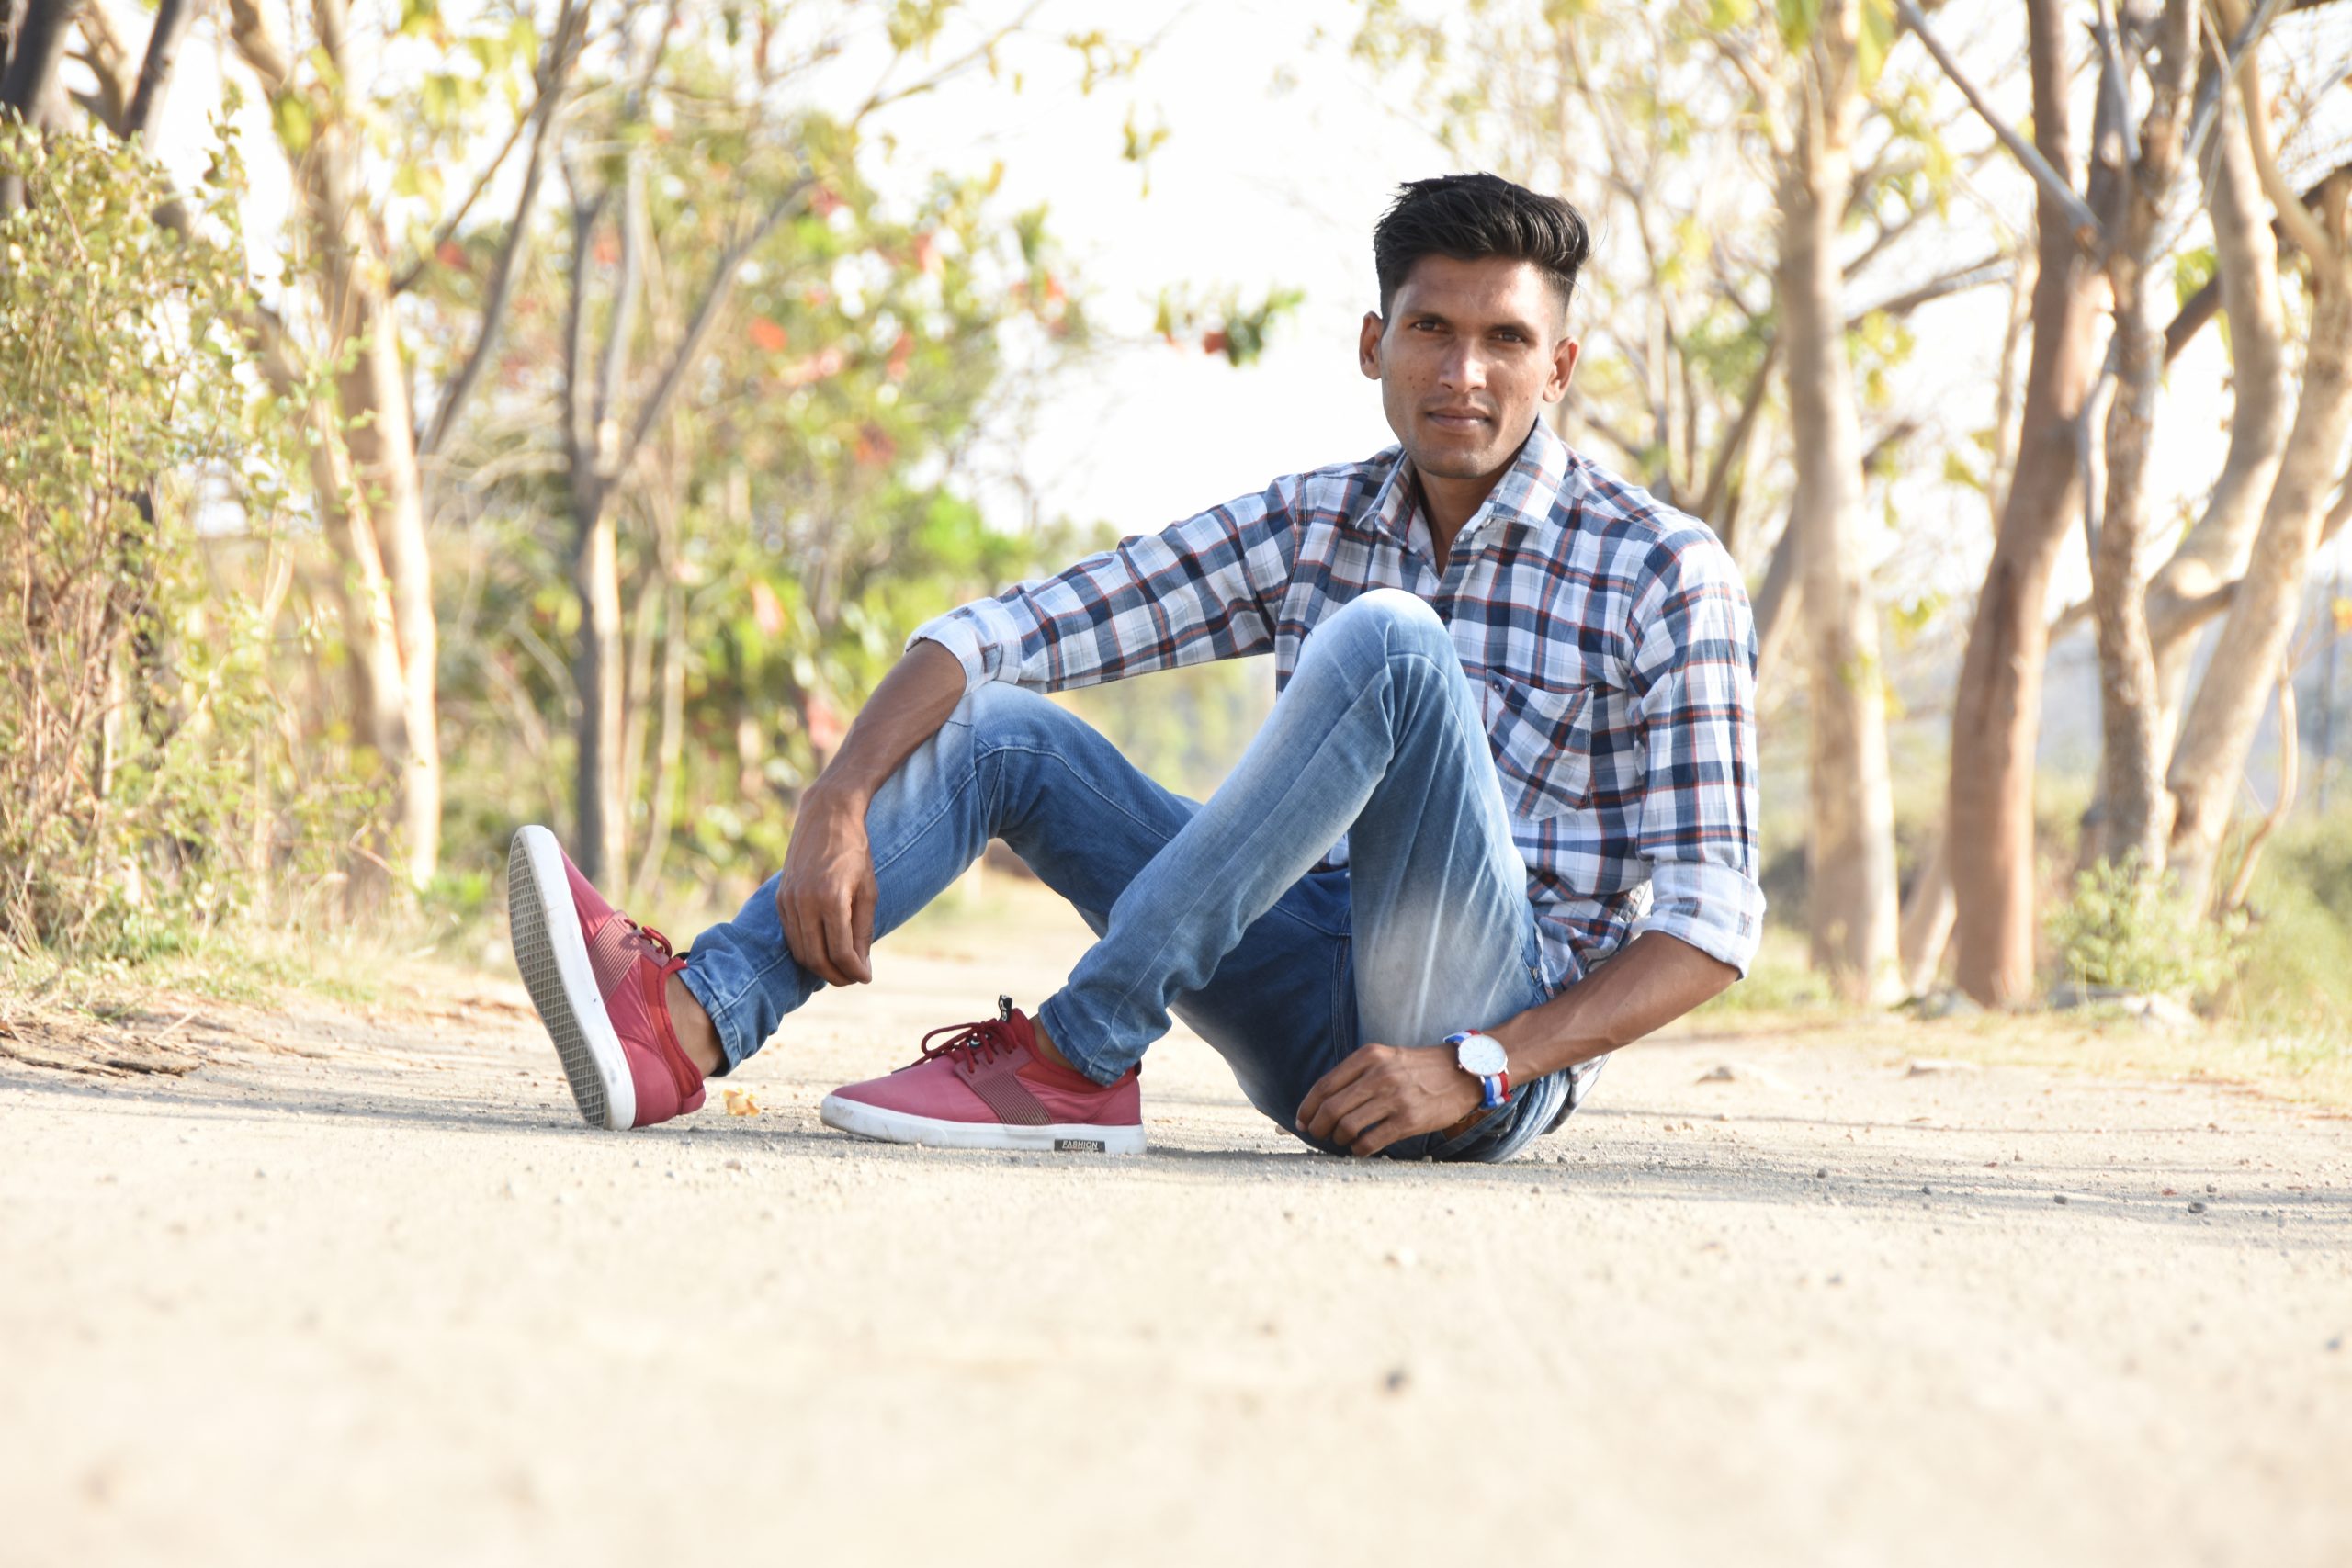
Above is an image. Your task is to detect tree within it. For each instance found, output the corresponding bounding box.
[226,0,447,889]
[1,0,87,212]
[2165,39,2352,904]
[1906,0,2109,1004]
[1769,0,1902,1001]
[415,3,1117,894]
[2086,0,2198,874]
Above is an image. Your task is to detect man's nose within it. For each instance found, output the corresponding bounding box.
[1439,343,1487,391]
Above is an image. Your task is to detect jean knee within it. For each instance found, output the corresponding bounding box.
[954,681,1060,748]
[1305,587,1451,675]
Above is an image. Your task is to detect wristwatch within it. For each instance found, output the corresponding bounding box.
[1444,1030,1511,1111]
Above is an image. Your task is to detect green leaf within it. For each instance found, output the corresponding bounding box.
[1776,0,1821,51]
[270,93,314,156]
[1856,0,1896,92]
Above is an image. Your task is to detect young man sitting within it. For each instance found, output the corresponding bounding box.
[507,172,1763,1163]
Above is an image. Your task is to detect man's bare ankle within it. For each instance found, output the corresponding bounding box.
[664,972,725,1078]
[1029,1015,1078,1075]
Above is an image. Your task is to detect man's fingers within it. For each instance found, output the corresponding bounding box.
[820,889,869,985]
[1305,1075,1387,1145]
[850,873,877,971]
[1329,1097,1392,1151]
[1296,1045,1381,1133]
[783,886,854,987]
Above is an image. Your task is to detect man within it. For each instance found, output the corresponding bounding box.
[507,172,1763,1163]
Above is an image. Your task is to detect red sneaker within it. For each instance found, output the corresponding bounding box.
[820,998,1143,1155]
[506,824,706,1130]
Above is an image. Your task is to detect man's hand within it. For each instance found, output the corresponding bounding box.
[1296,1043,1484,1157]
[768,639,969,987]
[775,784,878,986]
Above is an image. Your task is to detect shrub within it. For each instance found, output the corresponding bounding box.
[0,125,287,957]
[2044,855,2240,1001]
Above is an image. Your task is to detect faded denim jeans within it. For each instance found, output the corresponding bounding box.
[680,589,1574,1161]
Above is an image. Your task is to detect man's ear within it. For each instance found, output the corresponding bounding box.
[1359,311,1385,380]
[1545,334,1581,403]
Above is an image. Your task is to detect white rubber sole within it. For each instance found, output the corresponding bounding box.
[507,825,637,1131]
[820,1093,1145,1155]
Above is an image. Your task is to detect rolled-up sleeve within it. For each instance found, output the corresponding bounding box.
[908,479,1301,694]
[1622,530,1766,975]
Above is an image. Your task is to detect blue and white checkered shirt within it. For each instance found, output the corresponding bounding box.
[910,420,1765,987]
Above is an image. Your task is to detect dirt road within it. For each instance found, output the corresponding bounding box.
[4,886,2347,1566]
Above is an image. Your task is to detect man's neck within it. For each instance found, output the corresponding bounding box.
[1409,464,1506,575]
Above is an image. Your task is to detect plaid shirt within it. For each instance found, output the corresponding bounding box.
[910,420,1765,986]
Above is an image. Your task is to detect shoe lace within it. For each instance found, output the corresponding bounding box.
[627,919,686,975]
[914,995,1022,1071]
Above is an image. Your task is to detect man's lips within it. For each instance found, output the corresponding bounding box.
[1425,408,1490,428]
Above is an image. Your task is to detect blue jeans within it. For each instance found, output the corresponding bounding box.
[679,589,1575,1162]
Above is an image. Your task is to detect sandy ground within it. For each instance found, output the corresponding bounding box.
[2,882,2348,1568]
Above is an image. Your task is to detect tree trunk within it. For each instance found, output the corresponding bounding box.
[335,296,442,887]
[571,502,626,886]
[229,0,441,890]
[0,0,76,118]
[2168,220,2352,902]
[630,567,688,897]
[312,0,436,887]
[123,0,198,139]
[1947,0,2104,1006]
[1749,516,1800,694]
[0,0,79,212]
[1897,827,1955,997]
[1776,0,1898,1004]
[2088,0,2196,873]
[2144,78,2292,752]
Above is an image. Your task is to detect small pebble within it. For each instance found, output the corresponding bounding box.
[1382,1366,1411,1394]
[2188,1201,2208,1214]
[2053,1194,2069,1205]
[1815,1168,1829,1179]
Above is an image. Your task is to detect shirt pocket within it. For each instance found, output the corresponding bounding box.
[1482,674,1596,821]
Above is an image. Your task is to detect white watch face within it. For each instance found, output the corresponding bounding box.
[1454,1032,1507,1076]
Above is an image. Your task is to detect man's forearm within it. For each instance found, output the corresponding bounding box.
[1486,931,1738,1086]
[806,640,971,808]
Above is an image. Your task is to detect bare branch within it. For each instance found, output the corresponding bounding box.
[2092,0,2140,171]
[1894,0,2105,245]
[2182,0,2287,172]
[224,0,290,97]
[68,0,136,131]
[419,0,585,457]
[851,1,1045,127]
[2233,16,2341,267]
[390,103,532,296]
[616,185,806,479]
[1849,252,2011,321]
[124,0,201,138]
[1691,337,1777,540]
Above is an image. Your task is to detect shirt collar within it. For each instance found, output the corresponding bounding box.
[1363,419,1568,545]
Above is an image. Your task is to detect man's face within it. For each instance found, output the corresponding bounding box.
[1359,254,1580,484]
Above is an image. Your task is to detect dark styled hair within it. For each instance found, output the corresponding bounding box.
[1372,173,1592,320]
